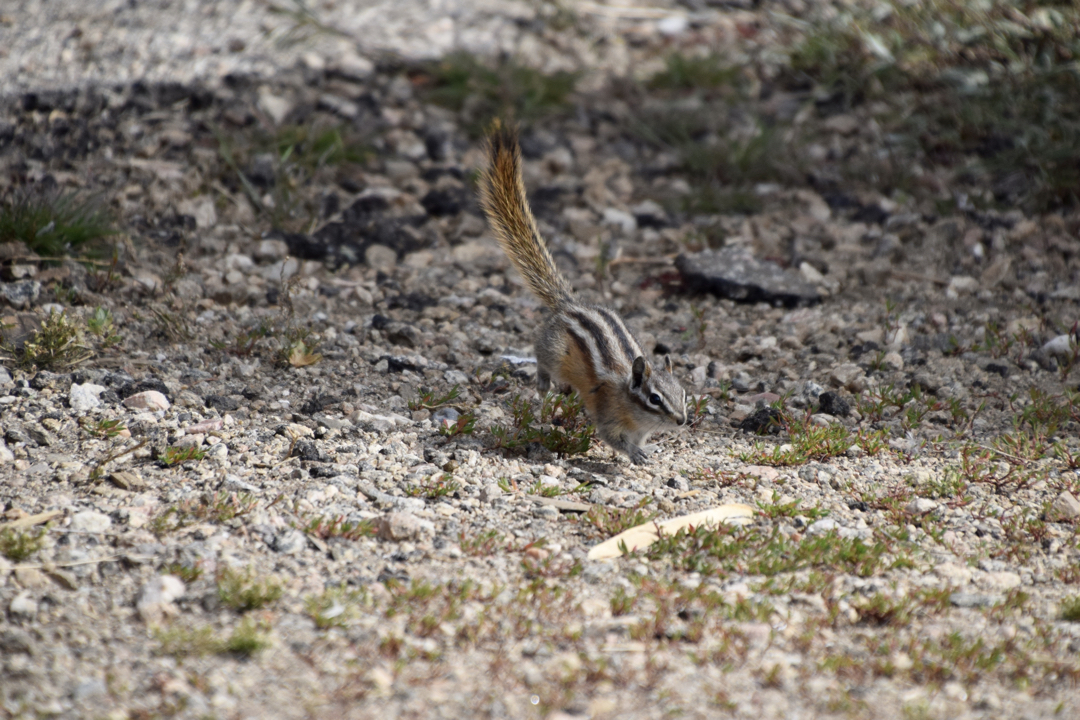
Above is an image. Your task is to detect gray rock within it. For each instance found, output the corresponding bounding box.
[365,243,398,270]
[220,474,259,493]
[0,280,41,308]
[72,678,107,702]
[949,593,1000,608]
[377,512,429,541]
[676,247,821,307]
[273,529,308,554]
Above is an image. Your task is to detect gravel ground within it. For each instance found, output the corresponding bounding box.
[2,2,1080,719]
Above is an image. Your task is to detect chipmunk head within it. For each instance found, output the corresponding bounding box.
[630,355,688,427]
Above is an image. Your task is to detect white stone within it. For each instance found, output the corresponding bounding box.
[255,239,289,261]
[806,518,838,536]
[946,275,979,298]
[10,591,37,617]
[123,391,170,412]
[1042,334,1075,359]
[331,52,374,80]
[69,383,106,412]
[906,498,937,515]
[258,88,294,125]
[136,575,186,623]
[69,510,112,533]
[601,208,636,233]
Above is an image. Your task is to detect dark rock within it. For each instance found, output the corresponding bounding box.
[851,204,889,225]
[421,187,468,217]
[204,395,240,412]
[983,363,1010,377]
[30,371,70,391]
[385,322,421,348]
[676,247,821,307]
[739,407,783,435]
[292,439,326,462]
[816,391,850,417]
[300,393,337,415]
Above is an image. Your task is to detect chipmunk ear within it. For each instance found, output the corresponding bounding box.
[664,355,674,373]
[631,356,650,388]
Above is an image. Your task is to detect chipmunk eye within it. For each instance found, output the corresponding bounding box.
[648,393,662,406]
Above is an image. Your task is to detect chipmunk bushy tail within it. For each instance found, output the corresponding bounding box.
[479,123,573,310]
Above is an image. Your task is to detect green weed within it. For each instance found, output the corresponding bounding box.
[417,52,578,136]
[217,567,283,612]
[0,190,117,257]
[491,392,595,458]
[1,310,93,370]
[0,527,46,562]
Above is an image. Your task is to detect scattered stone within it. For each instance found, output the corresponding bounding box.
[69,510,112,533]
[68,383,106,412]
[377,512,427,541]
[273,529,308,554]
[136,575,185,623]
[1043,334,1076,360]
[10,591,38,617]
[676,247,821,307]
[1048,491,1080,522]
[805,518,839,536]
[949,593,1000,608]
[123,391,170,411]
[0,280,41,308]
[906,498,938,515]
[738,407,782,434]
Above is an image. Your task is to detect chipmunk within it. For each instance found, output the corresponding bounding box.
[478,124,688,464]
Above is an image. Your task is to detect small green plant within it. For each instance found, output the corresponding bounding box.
[86,307,121,348]
[491,392,595,458]
[0,189,117,257]
[1061,596,1080,622]
[163,563,204,584]
[406,473,461,499]
[459,529,504,556]
[583,499,655,538]
[738,415,859,466]
[649,52,742,93]
[295,513,375,541]
[217,566,283,612]
[211,323,272,357]
[687,395,709,431]
[153,625,222,659]
[418,52,578,136]
[1,310,93,370]
[409,385,462,411]
[148,491,259,536]
[756,491,828,521]
[158,445,207,467]
[305,585,370,629]
[224,617,271,657]
[437,411,477,437]
[81,418,127,439]
[0,526,46,562]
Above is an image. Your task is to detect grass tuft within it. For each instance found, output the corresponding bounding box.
[0,190,117,257]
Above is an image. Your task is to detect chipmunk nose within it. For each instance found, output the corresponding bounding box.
[677,410,689,426]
